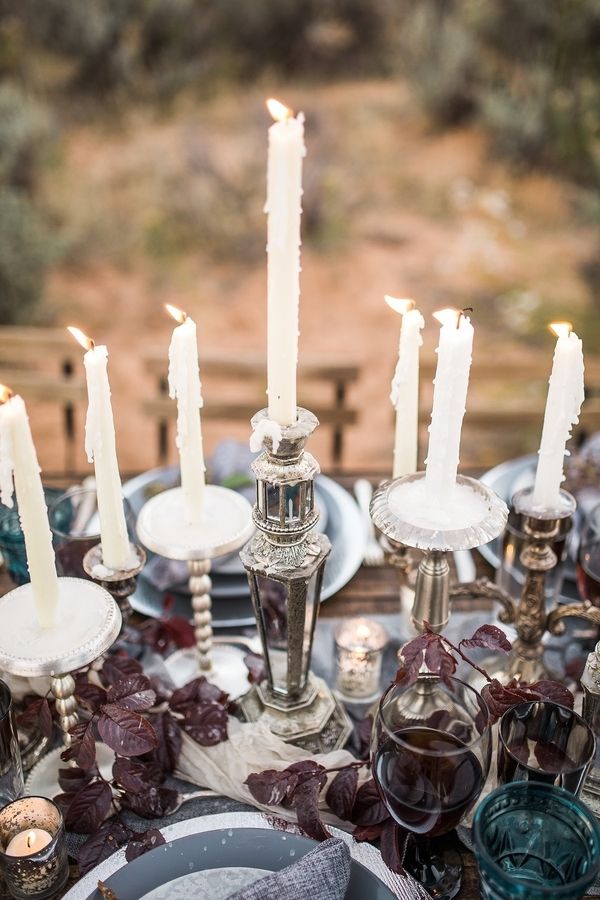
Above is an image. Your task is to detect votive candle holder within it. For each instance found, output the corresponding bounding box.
[334,617,388,701]
[0,797,69,899]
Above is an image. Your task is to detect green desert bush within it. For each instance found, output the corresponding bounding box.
[0,189,55,324]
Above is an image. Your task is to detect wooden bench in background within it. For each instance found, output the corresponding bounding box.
[142,350,361,469]
[418,351,600,466]
[0,327,86,473]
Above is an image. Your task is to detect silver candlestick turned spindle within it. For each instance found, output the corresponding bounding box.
[136,484,254,697]
[0,578,121,746]
[371,472,508,637]
[240,408,352,753]
[83,542,146,625]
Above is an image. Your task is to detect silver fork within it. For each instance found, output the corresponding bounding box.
[353,478,384,567]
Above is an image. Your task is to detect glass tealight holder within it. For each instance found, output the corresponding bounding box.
[334,618,388,702]
[0,797,69,899]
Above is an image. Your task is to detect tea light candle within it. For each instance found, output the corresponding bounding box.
[0,797,69,899]
[335,618,388,701]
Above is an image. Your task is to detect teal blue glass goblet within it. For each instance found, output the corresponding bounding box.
[473,782,600,899]
[0,488,63,586]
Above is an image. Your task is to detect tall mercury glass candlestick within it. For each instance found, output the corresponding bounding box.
[166,304,206,525]
[533,322,585,510]
[67,327,130,570]
[424,308,474,507]
[0,387,58,629]
[386,296,425,478]
[265,98,305,427]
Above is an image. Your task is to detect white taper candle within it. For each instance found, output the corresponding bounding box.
[386,297,425,478]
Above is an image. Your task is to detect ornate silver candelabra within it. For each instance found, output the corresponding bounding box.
[240,408,352,753]
[371,472,509,636]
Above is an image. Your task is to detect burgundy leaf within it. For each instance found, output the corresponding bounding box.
[533,740,574,773]
[182,702,228,746]
[77,817,131,875]
[170,677,228,712]
[357,715,373,759]
[125,828,165,862]
[162,616,196,649]
[53,791,76,819]
[528,680,574,710]
[58,765,97,794]
[393,666,417,689]
[97,705,158,756]
[120,785,179,818]
[245,769,300,807]
[353,823,385,842]
[100,654,143,687]
[64,779,113,833]
[294,776,330,842]
[61,718,97,770]
[244,652,266,684]
[399,633,431,680]
[424,639,457,684]
[352,779,389,826]
[459,624,512,654]
[148,712,182,773]
[379,819,408,875]
[112,757,162,793]
[16,698,53,740]
[325,767,359,822]
[74,679,108,713]
[106,675,156,712]
[481,679,534,723]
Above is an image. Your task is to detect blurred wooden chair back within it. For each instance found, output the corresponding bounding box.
[418,350,600,467]
[142,349,360,469]
[0,326,87,474]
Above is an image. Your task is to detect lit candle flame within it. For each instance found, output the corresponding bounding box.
[384,296,415,315]
[165,304,187,325]
[356,623,371,642]
[26,831,37,849]
[0,384,13,404]
[266,98,293,122]
[433,308,461,328]
[549,321,572,339]
[67,326,95,351]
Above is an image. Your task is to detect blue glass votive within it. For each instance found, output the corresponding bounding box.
[473,782,600,899]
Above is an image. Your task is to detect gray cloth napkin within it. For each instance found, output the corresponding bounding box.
[228,837,351,900]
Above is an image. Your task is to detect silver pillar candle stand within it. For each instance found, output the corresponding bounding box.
[478,487,600,683]
[581,640,600,819]
[83,541,146,624]
[136,484,254,697]
[239,408,352,753]
[371,472,509,636]
[0,578,121,748]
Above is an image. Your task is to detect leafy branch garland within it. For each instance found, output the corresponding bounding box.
[16,620,575,877]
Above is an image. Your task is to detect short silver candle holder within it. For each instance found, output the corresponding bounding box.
[240,408,352,753]
[0,578,121,747]
[136,484,254,697]
[83,541,146,624]
[371,472,508,636]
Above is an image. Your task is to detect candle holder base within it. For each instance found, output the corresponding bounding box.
[83,542,146,623]
[25,742,115,801]
[0,578,121,746]
[239,673,352,754]
[165,644,250,698]
[137,484,254,681]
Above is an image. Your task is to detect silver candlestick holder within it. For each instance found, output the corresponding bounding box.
[240,408,352,753]
[83,541,146,624]
[371,472,508,635]
[0,578,121,746]
[136,484,254,697]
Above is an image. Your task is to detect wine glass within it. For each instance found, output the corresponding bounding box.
[577,502,600,607]
[371,674,492,900]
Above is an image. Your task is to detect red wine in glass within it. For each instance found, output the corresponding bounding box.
[373,726,485,838]
[577,542,600,607]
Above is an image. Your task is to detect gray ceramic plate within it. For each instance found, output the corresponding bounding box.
[123,468,366,627]
[64,813,412,900]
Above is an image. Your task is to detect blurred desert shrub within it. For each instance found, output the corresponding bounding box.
[0,85,56,323]
[397,0,600,187]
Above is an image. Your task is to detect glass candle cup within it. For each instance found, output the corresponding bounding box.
[48,486,135,579]
[0,679,24,807]
[334,618,388,701]
[0,797,69,899]
[498,700,595,796]
[473,781,600,899]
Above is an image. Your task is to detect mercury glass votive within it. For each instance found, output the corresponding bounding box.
[0,797,69,899]
[334,618,388,701]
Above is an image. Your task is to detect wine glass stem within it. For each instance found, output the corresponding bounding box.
[405,834,463,900]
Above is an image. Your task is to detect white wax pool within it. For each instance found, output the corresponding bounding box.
[389,478,489,532]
